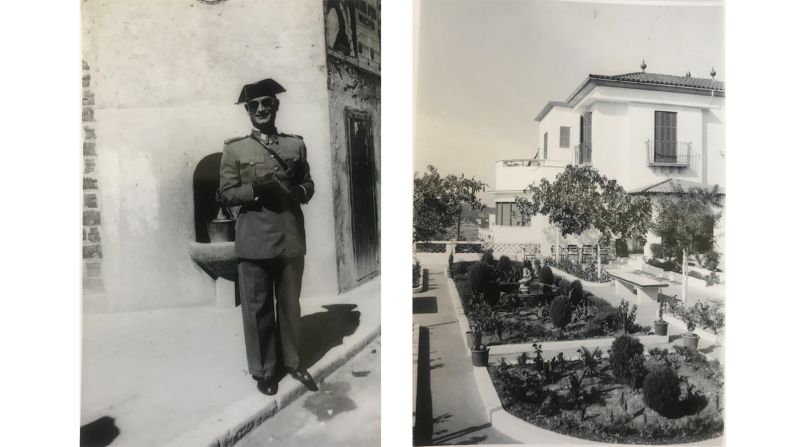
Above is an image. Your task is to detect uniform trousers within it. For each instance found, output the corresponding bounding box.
[237,256,304,379]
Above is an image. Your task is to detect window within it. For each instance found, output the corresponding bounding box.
[495,202,527,227]
[559,126,570,148]
[543,132,548,159]
[654,111,677,163]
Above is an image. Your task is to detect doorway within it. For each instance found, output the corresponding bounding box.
[345,109,379,281]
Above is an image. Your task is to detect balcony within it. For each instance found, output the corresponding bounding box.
[494,159,568,191]
[575,143,591,165]
[646,140,691,167]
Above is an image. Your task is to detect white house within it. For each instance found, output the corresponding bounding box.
[480,69,725,260]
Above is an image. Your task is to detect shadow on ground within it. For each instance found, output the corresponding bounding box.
[298,304,361,371]
[80,416,120,447]
[414,296,439,314]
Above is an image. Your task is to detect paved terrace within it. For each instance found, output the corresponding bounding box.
[81,277,380,447]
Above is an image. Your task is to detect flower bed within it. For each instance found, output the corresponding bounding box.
[489,341,723,444]
[452,261,650,345]
[545,257,611,283]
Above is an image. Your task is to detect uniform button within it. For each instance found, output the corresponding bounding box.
[270,155,274,158]
[274,167,278,170]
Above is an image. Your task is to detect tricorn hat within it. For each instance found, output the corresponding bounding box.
[236,78,286,104]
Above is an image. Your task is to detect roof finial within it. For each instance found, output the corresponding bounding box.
[640,59,647,73]
[710,66,716,79]
[685,71,691,77]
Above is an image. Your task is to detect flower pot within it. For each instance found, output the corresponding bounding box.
[207,219,235,243]
[654,321,669,336]
[471,346,490,367]
[681,333,699,350]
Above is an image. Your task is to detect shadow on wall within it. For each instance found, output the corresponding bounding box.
[193,153,224,243]
[80,416,120,447]
[298,304,361,370]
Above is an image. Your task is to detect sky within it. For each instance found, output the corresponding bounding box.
[414,0,724,191]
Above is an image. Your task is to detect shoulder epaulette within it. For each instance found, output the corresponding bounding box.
[278,132,303,140]
[224,135,249,145]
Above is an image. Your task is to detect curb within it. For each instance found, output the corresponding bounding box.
[163,324,381,447]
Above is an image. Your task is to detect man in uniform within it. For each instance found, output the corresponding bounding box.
[219,78,317,395]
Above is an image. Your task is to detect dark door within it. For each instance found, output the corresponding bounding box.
[345,110,379,281]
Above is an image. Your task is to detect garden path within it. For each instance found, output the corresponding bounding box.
[413,265,518,445]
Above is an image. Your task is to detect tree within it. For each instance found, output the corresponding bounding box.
[515,165,651,274]
[652,184,722,307]
[445,172,488,240]
[413,165,488,242]
[414,166,454,242]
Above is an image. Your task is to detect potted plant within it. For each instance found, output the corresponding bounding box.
[681,308,700,350]
[206,189,235,242]
[470,322,490,367]
[654,295,669,336]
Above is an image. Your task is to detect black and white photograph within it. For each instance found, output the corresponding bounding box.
[413,0,725,445]
[79,1,380,446]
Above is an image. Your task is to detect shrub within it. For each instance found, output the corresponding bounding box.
[481,252,495,265]
[539,265,555,285]
[549,296,572,328]
[497,255,512,272]
[702,250,720,271]
[468,261,493,294]
[484,281,500,307]
[557,278,570,294]
[453,261,470,276]
[650,243,665,259]
[610,334,647,388]
[595,309,619,332]
[569,280,583,306]
[496,255,517,283]
[616,299,638,333]
[643,366,681,417]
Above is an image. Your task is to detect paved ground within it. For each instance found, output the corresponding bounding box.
[80,278,380,447]
[413,265,517,445]
[237,336,381,447]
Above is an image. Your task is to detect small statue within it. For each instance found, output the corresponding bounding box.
[518,267,533,294]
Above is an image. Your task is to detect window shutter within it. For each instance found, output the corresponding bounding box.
[543,132,548,159]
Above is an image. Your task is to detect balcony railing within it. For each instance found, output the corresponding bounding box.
[575,143,591,165]
[646,140,691,167]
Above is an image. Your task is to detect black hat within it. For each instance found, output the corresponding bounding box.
[236,78,286,104]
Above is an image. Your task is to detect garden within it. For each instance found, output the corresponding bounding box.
[489,337,723,444]
[452,255,651,345]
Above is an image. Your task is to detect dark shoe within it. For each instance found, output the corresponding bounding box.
[256,377,278,396]
[288,368,318,392]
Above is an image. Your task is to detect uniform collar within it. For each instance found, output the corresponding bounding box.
[251,128,279,144]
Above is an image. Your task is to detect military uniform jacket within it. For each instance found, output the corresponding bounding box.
[219,130,315,259]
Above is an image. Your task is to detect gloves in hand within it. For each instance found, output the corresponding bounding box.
[251,174,283,198]
[287,186,306,204]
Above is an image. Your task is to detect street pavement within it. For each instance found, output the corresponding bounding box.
[413,266,518,445]
[237,336,381,447]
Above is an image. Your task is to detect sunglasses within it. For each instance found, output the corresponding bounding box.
[246,97,278,111]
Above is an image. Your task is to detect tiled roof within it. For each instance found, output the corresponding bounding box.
[628,178,725,195]
[590,72,724,92]
[536,71,724,122]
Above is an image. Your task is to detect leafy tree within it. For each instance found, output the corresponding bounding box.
[514,165,651,273]
[413,165,487,241]
[414,165,454,241]
[652,184,722,306]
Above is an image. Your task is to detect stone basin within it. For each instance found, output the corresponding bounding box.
[188,241,237,282]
